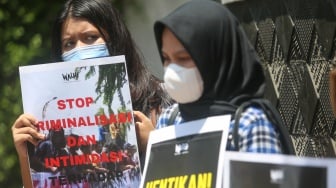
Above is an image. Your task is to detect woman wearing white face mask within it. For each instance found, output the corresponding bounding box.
[164,63,203,104]
[154,0,287,154]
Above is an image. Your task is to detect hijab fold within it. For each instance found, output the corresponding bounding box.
[154,0,265,121]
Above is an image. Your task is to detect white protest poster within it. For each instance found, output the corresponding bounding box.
[223,151,336,188]
[140,115,231,188]
[19,55,141,188]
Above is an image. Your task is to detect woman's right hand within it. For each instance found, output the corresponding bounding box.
[11,114,45,157]
[133,111,155,153]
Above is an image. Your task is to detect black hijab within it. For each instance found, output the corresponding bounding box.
[154,0,265,122]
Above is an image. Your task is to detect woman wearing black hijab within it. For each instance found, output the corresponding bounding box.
[154,0,285,153]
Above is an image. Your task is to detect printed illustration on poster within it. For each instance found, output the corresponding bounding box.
[19,55,141,188]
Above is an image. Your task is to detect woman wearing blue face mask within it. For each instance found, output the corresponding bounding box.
[153,0,290,155]
[12,0,171,187]
[51,0,171,120]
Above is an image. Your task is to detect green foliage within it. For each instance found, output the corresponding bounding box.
[0,1,65,186]
[0,0,133,186]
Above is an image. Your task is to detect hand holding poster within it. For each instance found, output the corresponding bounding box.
[19,56,141,188]
[140,115,231,188]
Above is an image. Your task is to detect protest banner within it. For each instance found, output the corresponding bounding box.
[19,55,141,188]
[223,151,336,188]
[140,115,231,188]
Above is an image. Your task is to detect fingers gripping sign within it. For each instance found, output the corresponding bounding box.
[133,111,155,153]
[12,114,46,157]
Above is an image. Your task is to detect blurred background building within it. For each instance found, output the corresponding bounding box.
[1,0,336,187]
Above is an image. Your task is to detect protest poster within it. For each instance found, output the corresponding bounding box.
[223,151,336,188]
[19,55,141,188]
[140,115,231,188]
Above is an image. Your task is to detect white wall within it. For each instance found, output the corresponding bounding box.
[125,0,189,79]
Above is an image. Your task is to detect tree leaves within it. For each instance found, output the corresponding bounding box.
[0,1,129,186]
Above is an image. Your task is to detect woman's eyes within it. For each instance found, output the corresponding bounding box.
[162,56,170,63]
[62,40,75,51]
[163,56,191,64]
[85,35,99,43]
[178,56,192,62]
[62,34,100,51]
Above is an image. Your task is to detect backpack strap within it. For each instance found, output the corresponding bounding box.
[232,99,295,155]
[233,102,250,151]
[167,105,179,126]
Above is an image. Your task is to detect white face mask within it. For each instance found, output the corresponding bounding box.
[164,63,203,104]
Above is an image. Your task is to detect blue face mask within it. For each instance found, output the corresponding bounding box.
[62,43,109,62]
